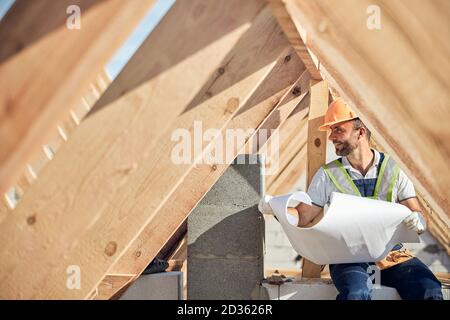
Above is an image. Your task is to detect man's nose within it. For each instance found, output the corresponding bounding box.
[328,131,335,141]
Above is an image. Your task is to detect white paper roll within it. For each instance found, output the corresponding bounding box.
[269,192,420,264]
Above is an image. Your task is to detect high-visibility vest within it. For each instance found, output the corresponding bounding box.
[322,153,400,202]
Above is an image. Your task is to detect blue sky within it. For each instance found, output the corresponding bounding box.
[0,0,175,79]
[0,0,14,20]
[106,0,175,79]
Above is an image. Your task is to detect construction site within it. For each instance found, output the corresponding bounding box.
[0,0,449,301]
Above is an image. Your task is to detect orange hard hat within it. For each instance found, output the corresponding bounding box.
[318,98,358,131]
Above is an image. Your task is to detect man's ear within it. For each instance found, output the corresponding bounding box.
[358,127,366,140]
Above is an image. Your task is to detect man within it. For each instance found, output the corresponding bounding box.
[259,98,443,300]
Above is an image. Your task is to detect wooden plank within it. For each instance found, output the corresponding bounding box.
[1,70,113,217]
[0,1,282,299]
[268,142,307,195]
[266,93,309,191]
[418,196,450,255]
[287,0,450,232]
[301,80,328,278]
[157,222,187,262]
[251,69,309,156]
[0,195,10,222]
[0,0,155,194]
[267,0,322,79]
[168,236,188,262]
[94,274,136,300]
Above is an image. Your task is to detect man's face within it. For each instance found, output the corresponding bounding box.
[328,120,359,156]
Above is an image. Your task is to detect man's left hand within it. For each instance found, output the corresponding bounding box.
[403,211,427,235]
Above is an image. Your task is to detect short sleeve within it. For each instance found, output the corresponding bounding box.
[396,168,416,202]
[307,167,330,207]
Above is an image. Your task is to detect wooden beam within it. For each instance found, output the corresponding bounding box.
[268,142,307,195]
[93,274,136,300]
[301,80,328,279]
[0,0,155,194]
[266,93,309,192]
[0,1,291,299]
[0,70,112,219]
[252,69,310,156]
[103,228,188,300]
[418,196,450,255]
[285,0,450,234]
[267,0,322,80]
[157,221,187,262]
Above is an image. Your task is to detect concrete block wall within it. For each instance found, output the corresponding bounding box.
[187,155,265,300]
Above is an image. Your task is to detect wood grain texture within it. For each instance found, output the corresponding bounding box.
[103,9,304,300]
[301,80,328,279]
[267,0,322,80]
[0,0,155,193]
[0,0,278,299]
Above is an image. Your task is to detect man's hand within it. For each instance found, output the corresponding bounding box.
[258,195,274,215]
[403,211,427,235]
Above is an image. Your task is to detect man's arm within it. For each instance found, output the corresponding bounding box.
[287,203,323,227]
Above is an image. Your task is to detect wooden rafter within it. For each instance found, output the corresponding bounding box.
[266,93,309,194]
[266,0,321,80]
[0,70,112,222]
[0,0,155,195]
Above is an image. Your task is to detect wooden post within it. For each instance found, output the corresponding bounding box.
[301,79,328,278]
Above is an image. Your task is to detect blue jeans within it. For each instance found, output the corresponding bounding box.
[329,257,443,300]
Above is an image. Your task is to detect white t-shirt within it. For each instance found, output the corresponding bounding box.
[307,149,416,207]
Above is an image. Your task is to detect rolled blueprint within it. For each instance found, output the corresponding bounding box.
[268,192,420,264]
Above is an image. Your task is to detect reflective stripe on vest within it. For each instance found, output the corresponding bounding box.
[322,154,400,202]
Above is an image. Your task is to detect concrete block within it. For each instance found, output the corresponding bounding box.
[199,156,261,207]
[120,272,183,300]
[188,205,263,257]
[188,155,264,300]
[187,258,262,300]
